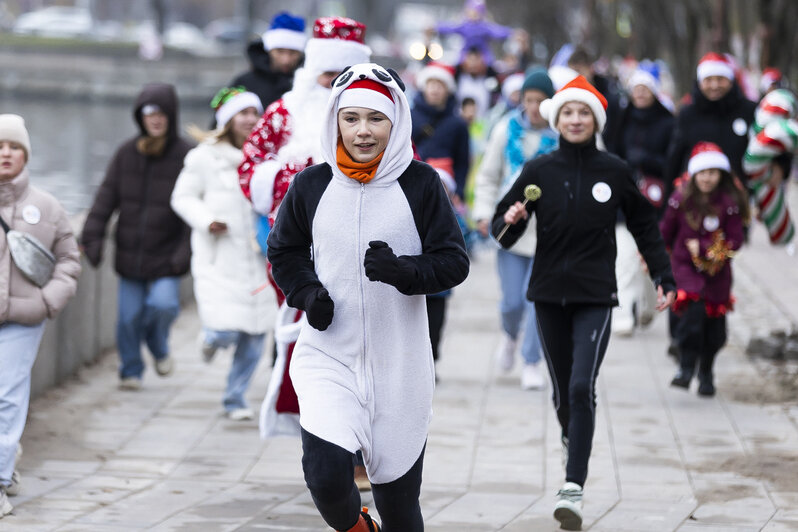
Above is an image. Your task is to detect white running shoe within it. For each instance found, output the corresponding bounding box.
[496,334,517,372]
[118,377,142,391]
[521,362,545,390]
[0,488,12,518]
[154,356,174,376]
[226,408,254,421]
[554,481,583,530]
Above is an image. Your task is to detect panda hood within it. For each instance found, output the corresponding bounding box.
[321,63,414,185]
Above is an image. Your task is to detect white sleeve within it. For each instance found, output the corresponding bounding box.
[171,149,215,231]
[249,159,282,216]
[472,119,509,221]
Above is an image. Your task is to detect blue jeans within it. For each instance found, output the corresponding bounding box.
[117,276,181,379]
[203,329,265,411]
[0,321,45,486]
[496,248,541,364]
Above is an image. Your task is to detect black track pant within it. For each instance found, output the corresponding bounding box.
[535,302,612,487]
[426,296,447,361]
[675,300,726,377]
[300,428,425,531]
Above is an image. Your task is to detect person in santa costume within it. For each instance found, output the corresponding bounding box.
[237,15,371,459]
[660,142,748,396]
[267,62,469,532]
[492,75,675,530]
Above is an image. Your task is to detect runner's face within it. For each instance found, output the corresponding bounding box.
[142,111,168,137]
[230,107,261,148]
[0,140,26,181]
[338,107,392,163]
[630,85,655,109]
[522,89,548,128]
[557,101,595,144]
[694,168,721,194]
[699,76,732,101]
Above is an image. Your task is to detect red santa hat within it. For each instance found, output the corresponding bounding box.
[687,141,731,177]
[303,17,371,75]
[539,75,608,131]
[696,52,735,82]
[337,78,396,123]
[416,62,457,93]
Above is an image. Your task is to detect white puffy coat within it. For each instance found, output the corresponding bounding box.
[171,139,274,334]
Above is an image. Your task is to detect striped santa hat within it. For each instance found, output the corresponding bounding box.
[688,141,731,177]
[337,78,396,123]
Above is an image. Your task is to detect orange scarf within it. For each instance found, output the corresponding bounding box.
[336,139,384,184]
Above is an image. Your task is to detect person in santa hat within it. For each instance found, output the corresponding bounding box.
[660,142,748,396]
[665,52,757,198]
[229,11,307,111]
[410,61,471,205]
[491,75,675,530]
[267,62,469,532]
[237,15,371,475]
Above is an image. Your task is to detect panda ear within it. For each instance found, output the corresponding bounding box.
[334,69,355,88]
[386,68,406,92]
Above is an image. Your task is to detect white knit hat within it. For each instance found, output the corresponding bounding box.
[696,52,735,82]
[539,75,608,131]
[0,114,31,160]
[303,17,371,76]
[687,141,731,176]
[416,62,457,93]
[214,90,263,129]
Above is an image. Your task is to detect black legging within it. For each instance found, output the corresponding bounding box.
[535,302,612,487]
[426,296,447,361]
[675,300,726,377]
[300,428,425,531]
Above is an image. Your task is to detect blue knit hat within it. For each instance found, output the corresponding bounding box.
[521,68,555,98]
[262,12,306,52]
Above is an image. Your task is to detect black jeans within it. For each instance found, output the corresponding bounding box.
[675,300,726,377]
[535,302,612,487]
[300,428,425,531]
[426,296,447,361]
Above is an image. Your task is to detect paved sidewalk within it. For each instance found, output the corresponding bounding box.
[3,221,798,531]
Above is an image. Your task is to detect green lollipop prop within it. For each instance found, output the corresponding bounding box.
[496,184,542,242]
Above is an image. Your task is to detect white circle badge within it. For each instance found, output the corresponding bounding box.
[732,117,748,136]
[647,183,663,203]
[703,215,720,232]
[592,182,612,203]
[22,204,41,225]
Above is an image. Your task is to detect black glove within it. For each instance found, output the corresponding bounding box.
[294,285,334,331]
[364,240,415,292]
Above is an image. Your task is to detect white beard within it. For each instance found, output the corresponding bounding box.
[279,68,331,166]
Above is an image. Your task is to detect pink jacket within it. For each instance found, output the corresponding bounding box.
[0,170,81,325]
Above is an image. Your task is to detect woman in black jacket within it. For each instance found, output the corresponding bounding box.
[491,75,675,531]
[81,83,193,390]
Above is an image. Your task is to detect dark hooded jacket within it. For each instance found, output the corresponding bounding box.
[81,83,193,280]
[664,82,756,197]
[229,40,297,109]
[410,93,471,199]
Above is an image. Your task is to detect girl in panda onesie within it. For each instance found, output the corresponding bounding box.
[267,63,469,532]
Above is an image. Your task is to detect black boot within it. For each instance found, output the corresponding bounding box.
[670,368,693,389]
[697,372,715,397]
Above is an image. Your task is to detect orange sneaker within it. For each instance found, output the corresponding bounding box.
[342,507,380,532]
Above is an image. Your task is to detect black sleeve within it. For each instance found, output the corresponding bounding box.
[80,148,122,266]
[489,161,536,248]
[266,166,331,307]
[397,163,470,295]
[664,112,688,199]
[619,165,675,290]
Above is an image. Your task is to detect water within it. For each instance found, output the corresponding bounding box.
[0,96,211,214]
